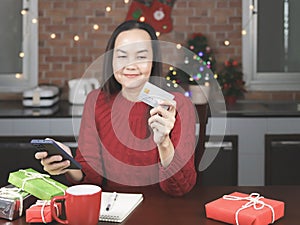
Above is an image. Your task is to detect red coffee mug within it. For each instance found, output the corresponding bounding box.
[51,184,101,225]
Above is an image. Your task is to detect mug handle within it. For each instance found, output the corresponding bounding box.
[51,195,68,224]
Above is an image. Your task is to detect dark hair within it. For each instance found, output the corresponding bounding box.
[102,20,162,96]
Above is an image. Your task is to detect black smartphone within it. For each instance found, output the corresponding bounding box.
[31,139,82,170]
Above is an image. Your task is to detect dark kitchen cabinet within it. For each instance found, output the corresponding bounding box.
[196,135,238,186]
[265,134,300,185]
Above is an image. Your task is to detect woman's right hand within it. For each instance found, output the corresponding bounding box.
[34,139,73,176]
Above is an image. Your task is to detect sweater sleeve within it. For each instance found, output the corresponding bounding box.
[158,92,197,196]
[67,89,105,185]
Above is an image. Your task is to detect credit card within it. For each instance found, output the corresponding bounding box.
[138,82,174,108]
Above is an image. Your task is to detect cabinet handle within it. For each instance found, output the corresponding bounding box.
[205,141,232,149]
[271,141,300,146]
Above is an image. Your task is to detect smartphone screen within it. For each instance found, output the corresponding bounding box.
[31,139,82,170]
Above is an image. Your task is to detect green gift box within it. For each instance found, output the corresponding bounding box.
[8,168,67,200]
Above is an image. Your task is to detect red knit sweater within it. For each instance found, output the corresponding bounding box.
[72,89,197,196]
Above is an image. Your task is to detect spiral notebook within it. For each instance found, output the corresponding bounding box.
[99,192,143,223]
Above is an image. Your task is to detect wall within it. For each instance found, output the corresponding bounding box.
[38,0,243,96]
[2,0,299,101]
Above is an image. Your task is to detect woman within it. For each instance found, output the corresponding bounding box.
[35,20,197,196]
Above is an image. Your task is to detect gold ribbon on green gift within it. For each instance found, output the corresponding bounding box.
[8,168,68,200]
[0,187,24,216]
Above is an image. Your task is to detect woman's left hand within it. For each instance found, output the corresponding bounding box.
[148,99,176,145]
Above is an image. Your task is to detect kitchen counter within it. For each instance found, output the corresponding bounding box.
[0,100,300,118]
[0,100,83,118]
[223,101,300,117]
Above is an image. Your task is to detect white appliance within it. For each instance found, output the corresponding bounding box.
[68,78,100,104]
[22,85,60,107]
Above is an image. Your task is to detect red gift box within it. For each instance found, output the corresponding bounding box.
[205,192,284,225]
[26,200,61,223]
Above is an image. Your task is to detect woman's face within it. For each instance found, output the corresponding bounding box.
[113,29,153,92]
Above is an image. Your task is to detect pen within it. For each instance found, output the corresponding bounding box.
[106,191,118,211]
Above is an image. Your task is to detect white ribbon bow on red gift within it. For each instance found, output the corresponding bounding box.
[29,200,59,224]
[223,193,275,225]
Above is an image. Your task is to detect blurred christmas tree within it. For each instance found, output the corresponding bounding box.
[217,59,246,104]
[166,33,217,87]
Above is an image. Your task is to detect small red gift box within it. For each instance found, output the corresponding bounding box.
[205,192,284,225]
[26,200,61,223]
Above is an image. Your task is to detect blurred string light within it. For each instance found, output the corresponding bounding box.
[105,6,112,12]
[19,52,25,58]
[32,18,38,24]
[184,56,189,64]
[241,30,247,35]
[15,73,23,79]
[176,44,182,49]
[165,32,218,89]
[42,0,253,59]
[224,40,230,46]
[45,1,176,49]
[139,16,145,22]
[223,1,257,44]
[18,5,38,68]
[241,0,257,36]
[21,8,28,15]
[73,35,80,41]
[93,24,100,30]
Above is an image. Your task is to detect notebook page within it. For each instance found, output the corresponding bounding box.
[99,192,143,223]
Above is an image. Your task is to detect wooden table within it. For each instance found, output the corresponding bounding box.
[1,185,299,225]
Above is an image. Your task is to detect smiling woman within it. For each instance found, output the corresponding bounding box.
[0,0,38,93]
[35,20,198,197]
[113,29,153,101]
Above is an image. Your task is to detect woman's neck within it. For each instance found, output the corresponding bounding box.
[121,88,141,102]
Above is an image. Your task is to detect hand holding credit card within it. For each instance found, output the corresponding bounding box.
[137,82,174,108]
